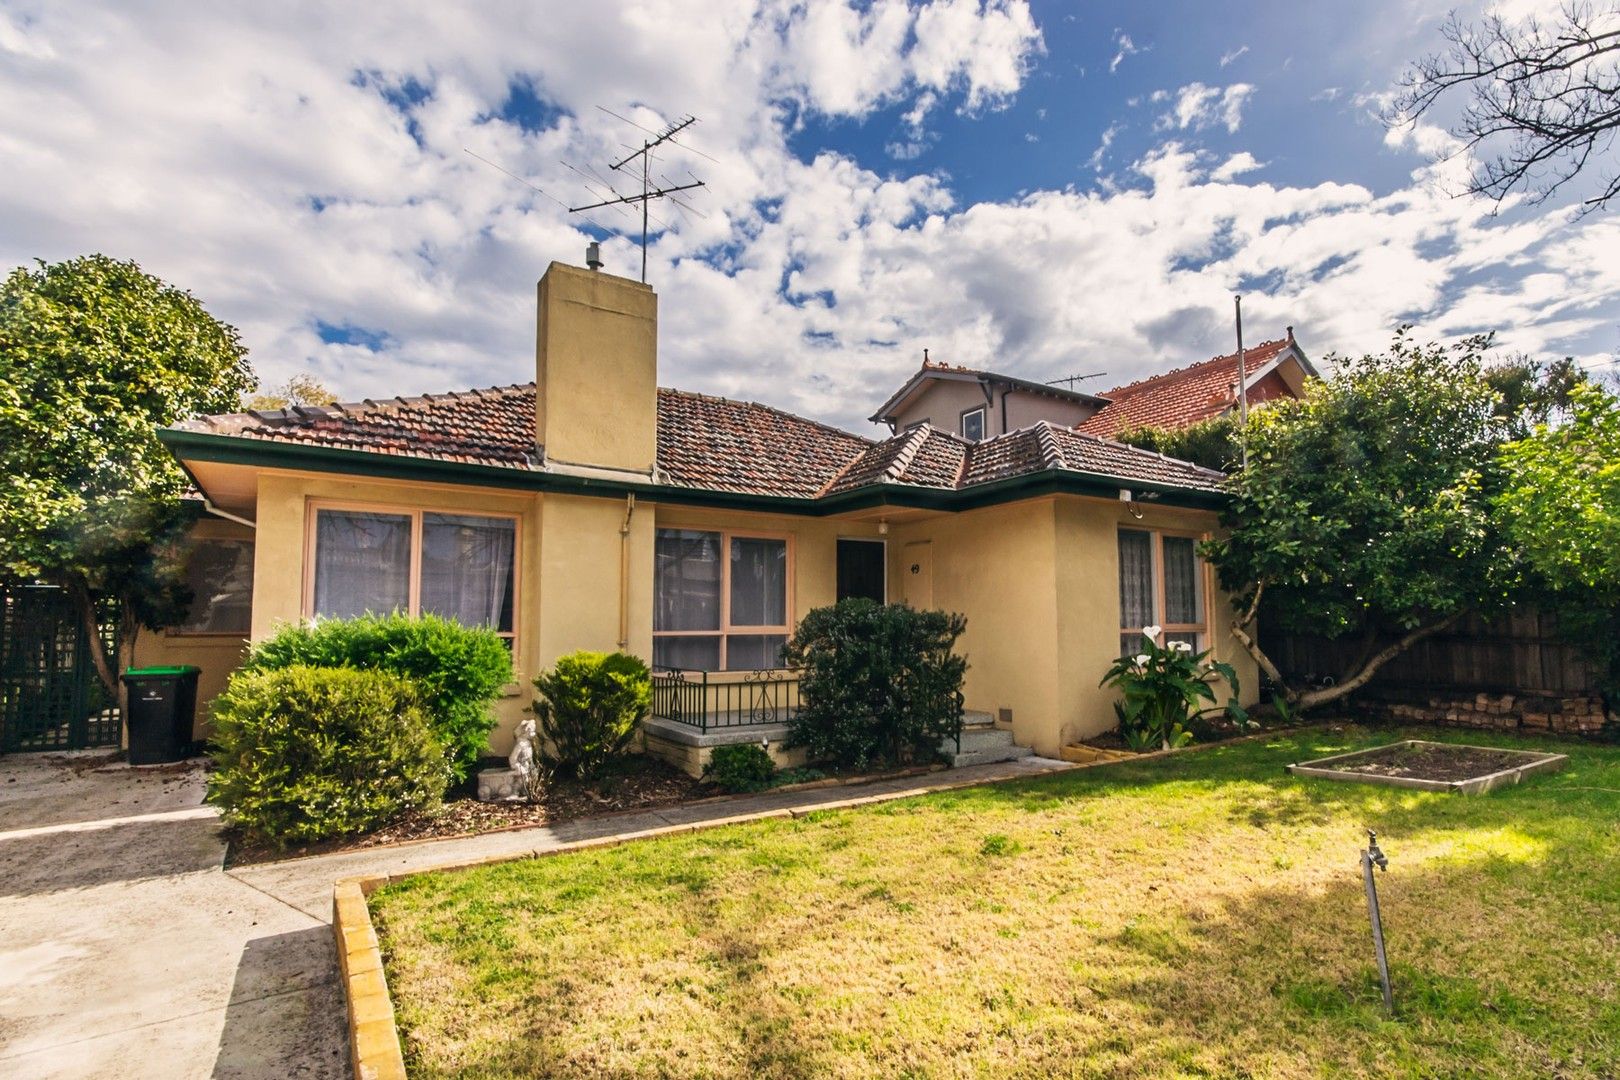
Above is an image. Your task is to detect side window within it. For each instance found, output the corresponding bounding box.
[1118,528,1208,654]
[176,538,255,634]
[960,406,987,441]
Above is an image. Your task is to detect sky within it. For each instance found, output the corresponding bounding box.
[1,0,1616,434]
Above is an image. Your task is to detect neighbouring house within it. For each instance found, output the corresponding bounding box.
[872,334,1315,444]
[153,258,1260,774]
[1077,331,1317,438]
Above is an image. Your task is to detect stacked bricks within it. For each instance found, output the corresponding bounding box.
[1375,693,1609,735]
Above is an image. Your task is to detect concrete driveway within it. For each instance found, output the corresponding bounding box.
[0,752,346,1080]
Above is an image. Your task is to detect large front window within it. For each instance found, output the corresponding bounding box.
[654,528,790,670]
[309,505,516,644]
[1118,528,1206,655]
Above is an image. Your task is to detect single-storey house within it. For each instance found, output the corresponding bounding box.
[145,258,1273,772]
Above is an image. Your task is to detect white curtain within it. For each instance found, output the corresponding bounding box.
[729,537,786,626]
[420,514,515,632]
[1117,528,1155,632]
[313,510,411,619]
[1162,536,1202,626]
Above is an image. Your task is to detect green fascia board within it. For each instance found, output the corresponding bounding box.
[158,428,1227,517]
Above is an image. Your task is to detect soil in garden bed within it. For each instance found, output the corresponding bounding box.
[1322,742,1542,783]
[224,753,710,866]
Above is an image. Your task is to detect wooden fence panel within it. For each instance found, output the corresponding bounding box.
[1262,606,1595,696]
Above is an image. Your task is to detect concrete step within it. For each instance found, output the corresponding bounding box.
[947,744,1035,768]
[940,725,1033,768]
[961,709,996,729]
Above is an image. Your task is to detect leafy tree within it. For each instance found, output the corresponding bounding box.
[1498,381,1620,593]
[0,255,254,701]
[1486,355,1589,438]
[1497,380,1620,701]
[245,372,337,410]
[1113,415,1240,472]
[1207,330,1518,711]
[1390,4,1620,210]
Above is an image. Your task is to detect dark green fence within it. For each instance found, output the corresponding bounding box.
[0,585,122,752]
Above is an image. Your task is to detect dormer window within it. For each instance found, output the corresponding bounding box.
[960,406,987,441]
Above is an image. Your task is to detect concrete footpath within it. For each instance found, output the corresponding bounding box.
[0,751,1071,1078]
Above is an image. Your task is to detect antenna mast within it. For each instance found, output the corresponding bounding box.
[570,114,706,283]
[1046,371,1108,391]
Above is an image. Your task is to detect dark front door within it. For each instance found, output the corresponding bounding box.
[836,539,886,603]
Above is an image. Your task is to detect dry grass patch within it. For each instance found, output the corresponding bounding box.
[372,727,1620,1078]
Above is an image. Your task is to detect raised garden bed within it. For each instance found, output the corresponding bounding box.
[1287,739,1567,794]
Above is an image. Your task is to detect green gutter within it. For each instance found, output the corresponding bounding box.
[159,428,1227,516]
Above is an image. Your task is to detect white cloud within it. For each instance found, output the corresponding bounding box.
[1219,44,1248,67]
[1087,121,1123,172]
[1158,82,1256,133]
[1109,30,1140,74]
[1211,152,1262,181]
[0,1,1614,435]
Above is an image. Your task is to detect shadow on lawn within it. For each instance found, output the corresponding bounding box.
[1085,828,1620,1078]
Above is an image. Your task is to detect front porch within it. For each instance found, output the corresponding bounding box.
[641,667,806,776]
[640,666,1027,777]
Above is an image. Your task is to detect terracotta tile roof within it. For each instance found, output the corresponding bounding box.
[175,381,1224,500]
[1078,338,1294,437]
[822,425,968,495]
[959,422,1225,493]
[175,384,539,468]
[656,388,871,498]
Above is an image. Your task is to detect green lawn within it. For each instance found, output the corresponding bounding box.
[372,727,1620,1079]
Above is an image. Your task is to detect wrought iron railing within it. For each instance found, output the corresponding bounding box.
[649,667,801,732]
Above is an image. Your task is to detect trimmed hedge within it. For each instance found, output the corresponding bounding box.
[241,613,512,782]
[206,665,450,846]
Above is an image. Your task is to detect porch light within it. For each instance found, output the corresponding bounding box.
[878,518,890,535]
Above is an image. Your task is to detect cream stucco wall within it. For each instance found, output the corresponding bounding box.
[183,465,1254,762]
[250,470,545,754]
[889,494,1258,758]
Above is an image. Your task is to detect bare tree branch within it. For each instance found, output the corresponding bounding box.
[1389,3,1620,212]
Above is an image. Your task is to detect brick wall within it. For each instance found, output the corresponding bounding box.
[1370,692,1609,736]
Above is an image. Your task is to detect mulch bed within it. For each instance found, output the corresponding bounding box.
[1323,741,1540,783]
[225,754,710,867]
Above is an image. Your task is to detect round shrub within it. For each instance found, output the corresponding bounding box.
[704,743,777,792]
[240,613,513,782]
[207,665,451,847]
[532,651,651,779]
[783,598,968,769]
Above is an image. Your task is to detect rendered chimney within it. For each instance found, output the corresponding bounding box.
[534,260,657,477]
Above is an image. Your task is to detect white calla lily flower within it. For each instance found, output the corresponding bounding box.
[1142,624,1162,641]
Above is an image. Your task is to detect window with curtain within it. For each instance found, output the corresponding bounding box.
[1118,528,1207,655]
[654,528,789,670]
[310,506,516,644]
[175,538,255,634]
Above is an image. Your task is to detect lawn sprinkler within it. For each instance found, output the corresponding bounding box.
[1361,829,1394,1015]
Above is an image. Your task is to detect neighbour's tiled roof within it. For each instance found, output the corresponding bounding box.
[1078,338,1294,437]
[173,381,1225,500]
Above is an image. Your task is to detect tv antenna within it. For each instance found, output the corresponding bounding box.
[1046,371,1108,391]
[570,111,707,282]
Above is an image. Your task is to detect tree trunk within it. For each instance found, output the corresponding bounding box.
[68,580,118,702]
[1230,605,1468,713]
[67,580,136,722]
